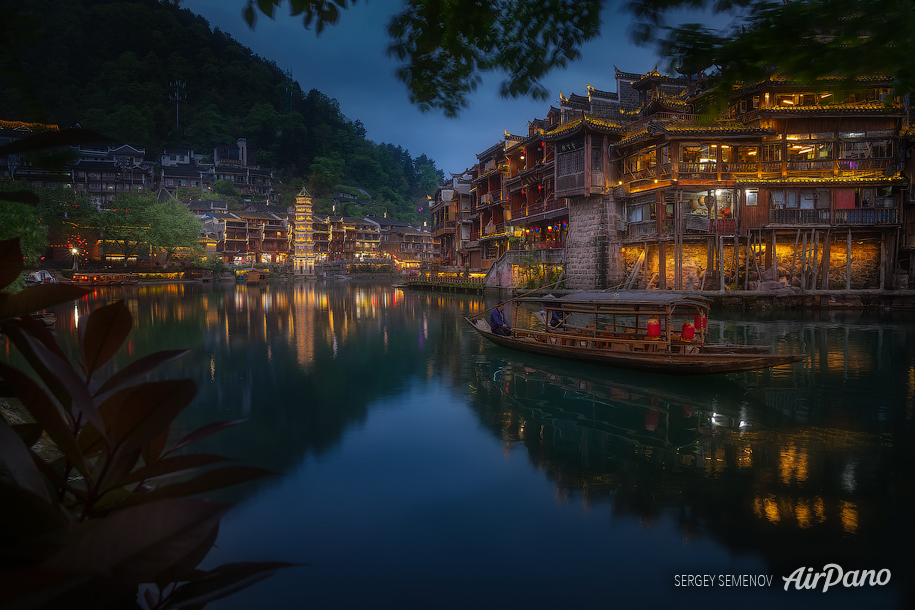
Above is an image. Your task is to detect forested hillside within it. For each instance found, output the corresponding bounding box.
[0,0,442,222]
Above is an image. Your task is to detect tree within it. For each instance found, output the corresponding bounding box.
[99,193,154,264]
[212,179,241,199]
[630,0,915,99]
[238,0,915,116]
[148,198,204,263]
[0,200,47,266]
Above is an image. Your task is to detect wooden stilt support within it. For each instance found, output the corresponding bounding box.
[811,229,819,291]
[790,229,800,285]
[821,230,831,290]
[800,231,808,292]
[846,230,852,289]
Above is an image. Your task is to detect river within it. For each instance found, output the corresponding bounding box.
[18,280,915,609]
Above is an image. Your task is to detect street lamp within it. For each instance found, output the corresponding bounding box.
[71,247,79,271]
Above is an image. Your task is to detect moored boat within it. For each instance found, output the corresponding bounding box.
[466,291,803,375]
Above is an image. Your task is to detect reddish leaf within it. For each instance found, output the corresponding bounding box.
[0,567,87,608]
[6,314,69,361]
[144,588,158,610]
[119,466,278,507]
[0,482,69,543]
[112,380,197,453]
[0,362,89,477]
[163,562,299,609]
[0,238,23,288]
[115,454,234,487]
[30,452,87,501]
[153,517,220,590]
[97,447,143,498]
[94,349,190,400]
[142,426,170,466]
[11,422,43,448]
[3,325,107,438]
[166,419,249,455]
[0,419,52,503]
[0,283,89,322]
[80,300,133,380]
[40,498,231,586]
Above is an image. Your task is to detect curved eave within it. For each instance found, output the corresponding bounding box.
[660,126,776,139]
[757,104,902,117]
[735,75,896,95]
[542,117,623,142]
[735,174,907,187]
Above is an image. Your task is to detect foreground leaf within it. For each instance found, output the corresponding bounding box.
[0,362,90,477]
[0,237,23,289]
[118,466,278,507]
[0,283,89,322]
[40,498,231,585]
[2,325,107,439]
[0,418,52,503]
[166,419,248,455]
[94,349,190,400]
[115,454,234,488]
[109,379,197,453]
[80,299,133,381]
[163,561,300,609]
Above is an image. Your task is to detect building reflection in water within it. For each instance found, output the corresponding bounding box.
[469,349,911,588]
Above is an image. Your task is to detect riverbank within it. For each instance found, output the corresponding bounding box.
[492,287,915,310]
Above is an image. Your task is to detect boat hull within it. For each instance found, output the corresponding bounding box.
[466,318,802,375]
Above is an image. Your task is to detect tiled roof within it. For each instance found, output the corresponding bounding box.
[542,116,624,140]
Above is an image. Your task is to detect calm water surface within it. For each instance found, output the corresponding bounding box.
[24,281,915,609]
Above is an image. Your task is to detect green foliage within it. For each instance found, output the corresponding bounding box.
[386,0,603,117]
[0,199,48,265]
[204,255,228,274]
[630,0,915,99]
[148,199,204,262]
[212,179,241,199]
[0,238,291,608]
[100,193,155,263]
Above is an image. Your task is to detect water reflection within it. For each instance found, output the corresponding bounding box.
[11,283,913,608]
[469,351,912,601]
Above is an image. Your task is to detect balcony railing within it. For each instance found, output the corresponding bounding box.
[512,199,567,221]
[770,209,831,224]
[556,172,585,193]
[832,208,899,224]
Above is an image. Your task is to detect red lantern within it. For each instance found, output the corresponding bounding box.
[647,317,661,339]
[694,314,707,330]
[682,321,695,341]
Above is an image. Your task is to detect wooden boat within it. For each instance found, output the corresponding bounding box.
[466,291,803,375]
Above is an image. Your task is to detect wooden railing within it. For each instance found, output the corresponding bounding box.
[770,209,830,224]
[832,208,899,224]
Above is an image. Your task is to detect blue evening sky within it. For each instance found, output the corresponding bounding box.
[182,0,725,175]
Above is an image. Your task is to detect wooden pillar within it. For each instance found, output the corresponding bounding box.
[765,230,774,270]
[659,241,666,290]
[821,232,831,290]
[880,234,886,290]
[800,231,808,292]
[847,230,852,289]
[719,236,725,291]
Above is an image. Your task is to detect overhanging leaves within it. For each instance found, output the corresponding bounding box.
[80,299,133,381]
[163,561,301,609]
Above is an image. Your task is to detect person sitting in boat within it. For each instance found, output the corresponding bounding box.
[548,309,566,329]
[490,303,512,336]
